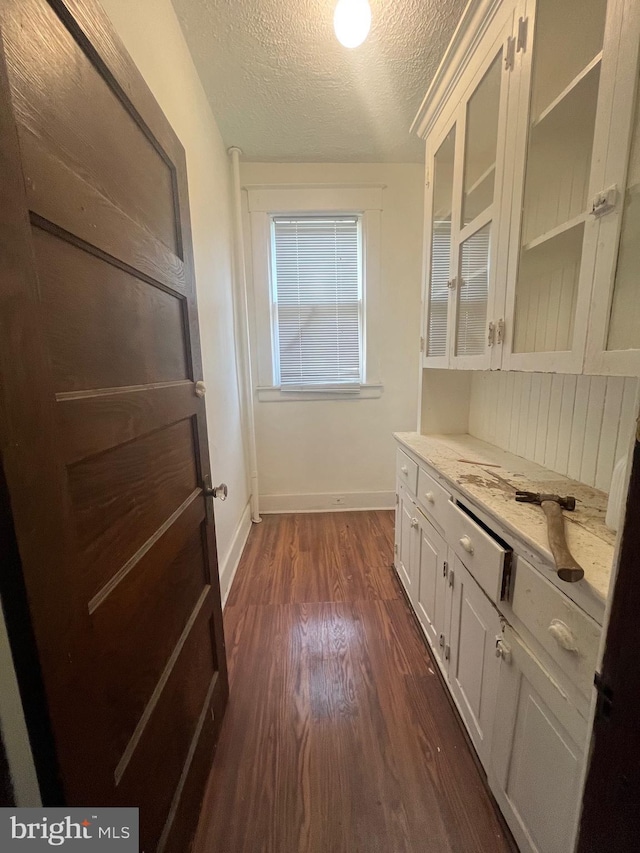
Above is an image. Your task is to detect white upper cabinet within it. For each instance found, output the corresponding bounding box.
[416,0,640,375]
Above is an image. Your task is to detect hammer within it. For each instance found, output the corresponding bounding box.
[515,491,584,583]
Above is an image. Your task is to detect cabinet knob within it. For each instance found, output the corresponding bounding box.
[410,517,419,529]
[548,619,579,653]
[459,535,474,554]
[424,491,435,504]
[495,637,512,663]
[401,465,408,475]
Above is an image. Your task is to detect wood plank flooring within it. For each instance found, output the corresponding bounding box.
[194,511,514,853]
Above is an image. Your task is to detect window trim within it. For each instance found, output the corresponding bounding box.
[246,184,385,402]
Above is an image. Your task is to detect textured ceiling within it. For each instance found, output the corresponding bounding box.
[171,0,467,162]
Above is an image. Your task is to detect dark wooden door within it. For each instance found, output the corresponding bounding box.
[577,430,640,853]
[0,1,228,849]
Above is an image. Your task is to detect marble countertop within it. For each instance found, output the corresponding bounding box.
[395,432,616,613]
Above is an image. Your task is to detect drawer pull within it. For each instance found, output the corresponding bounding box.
[459,535,474,554]
[424,491,435,503]
[410,517,419,529]
[401,465,409,475]
[548,619,579,653]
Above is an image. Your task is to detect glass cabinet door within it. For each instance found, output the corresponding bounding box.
[424,125,456,362]
[452,49,504,365]
[506,0,609,371]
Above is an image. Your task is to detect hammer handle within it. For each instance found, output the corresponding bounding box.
[541,500,584,583]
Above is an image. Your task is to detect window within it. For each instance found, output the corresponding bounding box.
[270,216,363,390]
[246,183,383,401]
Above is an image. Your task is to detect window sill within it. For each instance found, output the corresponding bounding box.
[256,384,384,402]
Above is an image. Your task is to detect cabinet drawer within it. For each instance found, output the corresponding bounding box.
[396,447,418,495]
[417,465,451,533]
[510,557,601,699]
[449,503,509,604]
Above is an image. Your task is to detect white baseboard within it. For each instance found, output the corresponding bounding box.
[259,491,395,514]
[218,501,253,606]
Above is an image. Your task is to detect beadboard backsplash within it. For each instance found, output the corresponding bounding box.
[468,372,639,492]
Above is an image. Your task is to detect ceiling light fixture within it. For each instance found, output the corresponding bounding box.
[333,0,372,49]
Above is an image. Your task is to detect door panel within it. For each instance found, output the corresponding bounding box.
[490,627,586,853]
[415,513,447,663]
[448,557,502,766]
[6,0,179,254]
[398,489,417,599]
[33,228,188,392]
[0,2,228,850]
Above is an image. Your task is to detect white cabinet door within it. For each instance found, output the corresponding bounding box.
[414,511,448,666]
[447,556,502,767]
[448,19,515,371]
[501,0,614,373]
[397,484,418,602]
[422,14,517,371]
[489,626,587,853]
[585,0,640,376]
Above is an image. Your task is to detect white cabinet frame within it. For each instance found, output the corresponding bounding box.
[584,0,640,376]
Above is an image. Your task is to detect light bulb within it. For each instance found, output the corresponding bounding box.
[334,0,371,49]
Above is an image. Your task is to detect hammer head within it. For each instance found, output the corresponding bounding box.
[515,490,576,511]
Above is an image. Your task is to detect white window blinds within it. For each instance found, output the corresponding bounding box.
[427,219,451,357]
[456,221,491,356]
[271,216,363,389]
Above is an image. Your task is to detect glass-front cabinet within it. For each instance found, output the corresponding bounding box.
[502,0,610,372]
[422,14,514,369]
[419,0,640,376]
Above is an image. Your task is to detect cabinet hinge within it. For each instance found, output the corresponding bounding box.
[488,321,495,347]
[394,542,398,554]
[590,185,618,218]
[420,336,425,353]
[516,16,528,53]
[443,559,448,578]
[395,493,399,506]
[438,633,445,648]
[594,671,614,722]
[496,318,505,345]
[448,568,455,589]
[504,35,516,70]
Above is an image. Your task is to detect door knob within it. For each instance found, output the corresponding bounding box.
[203,477,228,501]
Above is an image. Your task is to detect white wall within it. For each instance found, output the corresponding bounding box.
[241,162,424,512]
[100,0,251,596]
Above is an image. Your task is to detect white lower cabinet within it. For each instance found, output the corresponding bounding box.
[489,626,587,853]
[447,556,502,768]
[394,449,591,853]
[414,509,449,667]
[397,484,418,600]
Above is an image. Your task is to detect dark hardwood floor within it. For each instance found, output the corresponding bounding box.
[194,511,514,853]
